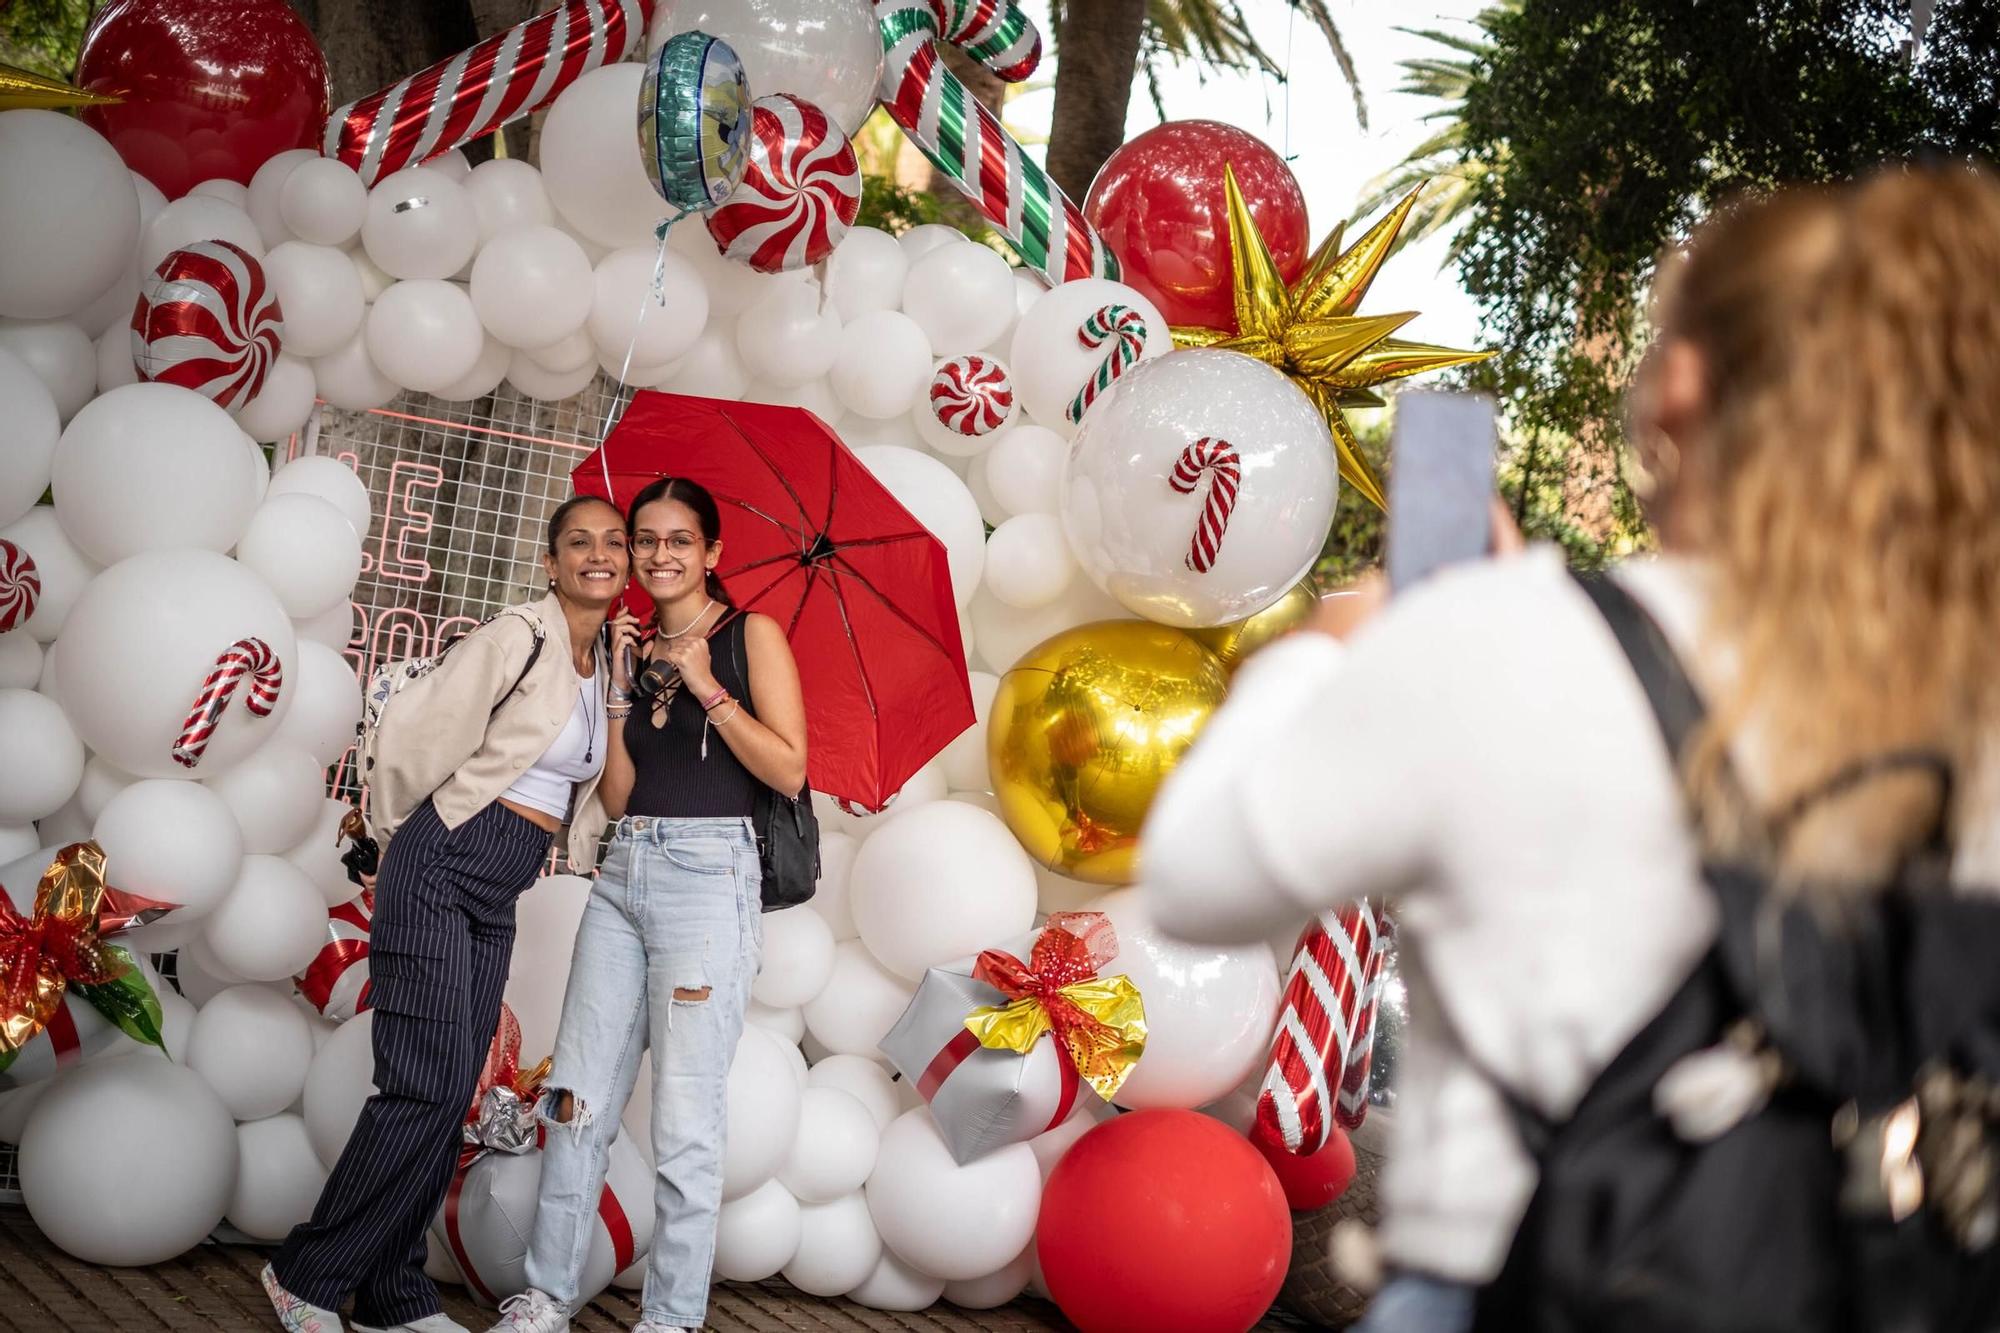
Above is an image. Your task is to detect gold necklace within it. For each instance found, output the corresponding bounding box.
[660,598,715,639]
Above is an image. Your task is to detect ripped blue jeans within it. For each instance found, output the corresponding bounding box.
[523,816,762,1328]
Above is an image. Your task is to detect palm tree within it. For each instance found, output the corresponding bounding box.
[1044,0,1367,200]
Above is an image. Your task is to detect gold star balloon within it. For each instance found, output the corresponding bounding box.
[0,64,122,112]
[1172,167,1490,510]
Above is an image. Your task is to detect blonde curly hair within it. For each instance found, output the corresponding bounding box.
[1654,163,2000,885]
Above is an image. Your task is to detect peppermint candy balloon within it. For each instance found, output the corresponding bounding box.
[130,241,285,409]
[929,354,1015,437]
[0,538,39,634]
[706,93,861,274]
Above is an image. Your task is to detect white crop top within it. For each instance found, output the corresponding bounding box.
[501,677,606,820]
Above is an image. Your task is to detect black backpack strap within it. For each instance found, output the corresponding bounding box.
[1569,569,1708,770]
[489,610,545,718]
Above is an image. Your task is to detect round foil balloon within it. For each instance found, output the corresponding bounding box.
[639,31,752,215]
[1186,576,1320,673]
[1063,348,1338,629]
[987,620,1228,885]
[0,539,39,634]
[131,240,285,409]
[706,93,861,273]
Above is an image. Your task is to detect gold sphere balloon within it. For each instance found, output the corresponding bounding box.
[988,619,1231,886]
[1187,577,1320,674]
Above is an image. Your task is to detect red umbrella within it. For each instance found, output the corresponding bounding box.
[575,391,974,811]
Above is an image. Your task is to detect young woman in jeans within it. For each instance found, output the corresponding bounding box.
[265,495,629,1333]
[495,476,807,1333]
[1142,165,2000,1331]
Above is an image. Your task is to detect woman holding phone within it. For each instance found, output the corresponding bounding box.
[493,476,807,1333]
[265,496,629,1333]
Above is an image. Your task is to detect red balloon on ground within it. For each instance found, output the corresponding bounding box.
[1253,1121,1357,1212]
[1038,1108,1292,1333]
[1083,120,1310,333]
[77,0,329,200]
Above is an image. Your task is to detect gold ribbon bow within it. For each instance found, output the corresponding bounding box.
[0,843,142,1059]
[962,911,1147,1102]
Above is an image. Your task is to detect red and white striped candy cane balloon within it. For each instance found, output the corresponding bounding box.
[130,241,284,409]
[1168,437,1241,574]
[705,93,862,274]
[929,354,1015,437]
[324,0,650,186]
[1255,900,1392,1155]
[172,637,283,769]
[1065,303,1147,425]
[297,890,374,1023]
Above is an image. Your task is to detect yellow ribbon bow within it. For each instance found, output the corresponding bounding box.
[962,911,1148,1102]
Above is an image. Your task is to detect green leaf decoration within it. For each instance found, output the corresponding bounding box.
[73,944,166,1053]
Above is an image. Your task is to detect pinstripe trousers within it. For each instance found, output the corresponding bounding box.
[274,799,552,1326]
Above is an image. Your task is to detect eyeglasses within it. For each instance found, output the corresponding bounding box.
[631,533,703,556]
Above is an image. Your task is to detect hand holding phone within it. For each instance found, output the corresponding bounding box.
[1386,391,1499,593]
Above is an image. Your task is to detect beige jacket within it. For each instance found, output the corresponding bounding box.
[368,593,609,871]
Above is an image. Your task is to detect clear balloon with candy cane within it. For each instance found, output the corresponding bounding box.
[172,635,283,769]
[1254,900,1393,1155]
[874,0,1119,288]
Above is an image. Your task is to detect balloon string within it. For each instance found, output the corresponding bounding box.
[598,214,683,499]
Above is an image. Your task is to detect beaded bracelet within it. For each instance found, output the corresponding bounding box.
[709,703,741,727]
[702,687,731,711]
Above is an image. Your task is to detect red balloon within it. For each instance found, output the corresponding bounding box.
[1038,1109,1291,1333]
[1253,1121,1357,1212]
[77,0,329,200]
[1083,121,1310,334]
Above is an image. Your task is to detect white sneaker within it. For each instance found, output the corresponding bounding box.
[262,1264,344,1333]
[487,1290,568,1333]
[353,1317,471,1333]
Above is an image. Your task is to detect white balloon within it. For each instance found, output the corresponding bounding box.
[57,548,296,777]
[897,225,965,263]
[268,454,372,540]
[806,828,858,940]
[588,246,707,369]
[802,940,914,1059]
[746,999,806,1044]
[280,158,369,248]
[201,855,327,984]
[94,778,244,926]
[502,874,593,1060]
[835,411,924,452]
[0,631,40,689]
[648,0,882,135]
[653,324,749,399]
[805,1054,899,1132]
[140,196,265,276]
[311,327,399,410]
[850,1250,946,1312]
[470,224,593,350]
[263,241,366,358]
[781,1191,882,1298]
[902,244,1017,357]
[966,577,1131,677]
[1010,277,1172,437]
[466,159,555,244]
[0,689,83,823]
[227,1113,327,1241]
[528,327,595,375]
[348,245,393,302]
[865,1108,1041,1281]
[542,65,668,250]
[753,904,836,1009]
[1092,885,1281,1108]
[1064,348,1339,628]
[745,376,839,422]
[187,178,247,208]
[361,167,477,280]
[130,173,166,226]
[292,600,356,652]
[595,344,676,385]
[980,423,1066,520]
[73,754,136,822]
[429,148,472,181]
[829,312,931,420]
[237,494,362,622]
[0,824,36,864]
[233,354,316,442]
[0,347,60,525]
[72,261,140,340]
[0,508,98,647]
[365,278,484,393]
[176,934,247,1006]
[811,760,949,842]
[186,983,315,1120]
[0,111,139,319]
[981,513,1076,611]
[303,1009,375,1167]
[939,670,999,792]
[1027,1095,1112,1180]
[434,332,512,403]
[0,318,95,421]
[943,1245,1036,1309]
[853,446,985,608]
[667,221,799,319]
[724,1025,805,1201]
[824,226,907,322]
[247,149,317,248]
[849,802,1036,983]
[284,796,364,908]
[21,1057,236,1264]
[53,383,260,564]
[506,347,597,401]
[735,283,841,387]
[779,1086,880,1204]
[204,743,325,855]
[714,1178,803,1281]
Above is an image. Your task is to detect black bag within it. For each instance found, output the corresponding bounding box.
[1464,571,2000,1333]
[729,615,820,911]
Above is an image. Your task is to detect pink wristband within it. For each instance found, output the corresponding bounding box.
[702,688,730,710]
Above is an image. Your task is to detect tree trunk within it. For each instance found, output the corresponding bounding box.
[300,0,479,143]
[1044,0,1146,201]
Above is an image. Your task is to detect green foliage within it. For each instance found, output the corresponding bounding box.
[856,171,999,250]
[1315,411,1388,585]
[0,0,95,80]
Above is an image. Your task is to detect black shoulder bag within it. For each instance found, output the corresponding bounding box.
[729,614,820,911]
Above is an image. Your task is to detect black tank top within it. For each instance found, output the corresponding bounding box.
[624,612,761,818]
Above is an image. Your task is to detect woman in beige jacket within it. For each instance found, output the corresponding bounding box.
[264,495,630,1333]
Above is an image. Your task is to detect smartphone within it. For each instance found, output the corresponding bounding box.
[1386,390,1497,592]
